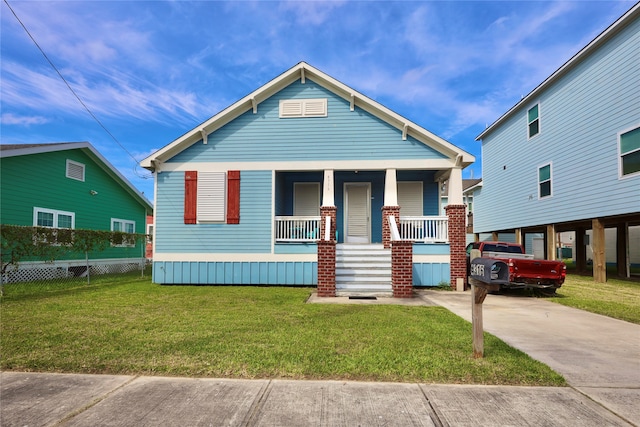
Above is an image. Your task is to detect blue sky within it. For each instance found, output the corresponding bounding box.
[1,0,635,202]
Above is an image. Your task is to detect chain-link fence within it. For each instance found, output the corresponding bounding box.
[1,225,150,295]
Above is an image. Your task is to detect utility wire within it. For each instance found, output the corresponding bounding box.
[4,0,152,179]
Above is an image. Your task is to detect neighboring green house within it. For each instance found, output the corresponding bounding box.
[1,142,153,282]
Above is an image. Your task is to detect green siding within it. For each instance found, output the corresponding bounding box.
[1,148,147,260]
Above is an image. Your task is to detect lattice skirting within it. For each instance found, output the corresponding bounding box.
[2,258,145,284]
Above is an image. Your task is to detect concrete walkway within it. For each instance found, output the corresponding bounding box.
[2,290,639,426]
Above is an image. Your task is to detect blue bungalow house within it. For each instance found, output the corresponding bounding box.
[474,4,640,282]
[141,62,475,296]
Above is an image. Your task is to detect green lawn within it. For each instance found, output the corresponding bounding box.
[0,273,564,386]
[549,274,640,324]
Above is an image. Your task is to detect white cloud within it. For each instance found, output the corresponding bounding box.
[1,113,49,126]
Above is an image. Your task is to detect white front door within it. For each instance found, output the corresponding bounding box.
[344,183,371,243]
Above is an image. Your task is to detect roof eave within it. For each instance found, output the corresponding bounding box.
[142,61,475,169]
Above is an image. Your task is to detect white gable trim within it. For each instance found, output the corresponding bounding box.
[141,62,474,170]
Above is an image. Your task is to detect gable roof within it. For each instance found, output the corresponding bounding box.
[1,142,153,214]
[141,62,474,170]
[476,3,640,141]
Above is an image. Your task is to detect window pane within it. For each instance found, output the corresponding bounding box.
[620,127,640,155]
[622,150,640,176]
[529,120,539,137]
[125,223,134,233]
[113,221,122,232]
[539,165,551,181]
[540,181,551,197]
[528,105,538,122]
[37,212,54,227]
[58,214,72,228]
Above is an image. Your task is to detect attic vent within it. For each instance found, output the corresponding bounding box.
[279,99,327,118]
[66,160,85,182]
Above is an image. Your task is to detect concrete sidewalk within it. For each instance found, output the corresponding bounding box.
[421,290,640,426]
[1,372,633,427]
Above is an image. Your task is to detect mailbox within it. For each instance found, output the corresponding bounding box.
[470,258,510,285]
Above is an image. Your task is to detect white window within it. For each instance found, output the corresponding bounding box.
[111,218,136,247]
[33,207,75,229]
[197,172,226,222]
[397,182,423,216]
[146,224,154,243]
[66,159,85,181]
[619,125,640,178]
[527,103,540,139]
[538,163,552,199]
[293,183,320,216]
[279,99,327,118]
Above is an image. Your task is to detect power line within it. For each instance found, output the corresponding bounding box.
[4,0,152,179]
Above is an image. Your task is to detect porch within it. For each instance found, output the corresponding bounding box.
[272,167,467,296]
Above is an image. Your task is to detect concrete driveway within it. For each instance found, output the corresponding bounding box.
[421,290,640,426]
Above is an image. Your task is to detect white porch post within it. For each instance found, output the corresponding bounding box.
[384,168,398,206]
[382,169,399,249]
[322,169,334,207]
[447,166,463,206]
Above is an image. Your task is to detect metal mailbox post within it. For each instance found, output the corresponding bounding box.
[469,258,510,358]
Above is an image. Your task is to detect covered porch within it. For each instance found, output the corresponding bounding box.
[272,167,467,296]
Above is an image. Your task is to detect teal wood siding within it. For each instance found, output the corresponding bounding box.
[413,264,450,286]
[153,261,317,285]
[0,149,147,260]
[154,170,273,253]
[167,81,448,164]
[475,17,640,233]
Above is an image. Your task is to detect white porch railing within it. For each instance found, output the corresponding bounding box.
[274,216,321,242]
[398,216,449,243]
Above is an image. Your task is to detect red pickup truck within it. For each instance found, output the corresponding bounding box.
[466,241,566,295]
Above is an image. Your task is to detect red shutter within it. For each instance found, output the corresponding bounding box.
[184,171,198,224]
[227,170,240,224]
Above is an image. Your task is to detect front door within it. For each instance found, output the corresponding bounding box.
[344,183,371,243]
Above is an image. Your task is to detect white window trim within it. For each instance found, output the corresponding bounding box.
[618,124,640,179]
[111,218,136,247]
[537,162,553,199]
[146,223,154,243]
[66,159,86,181]
[279,98,327,118]
[33,207,76,229]
[527,102,541,140]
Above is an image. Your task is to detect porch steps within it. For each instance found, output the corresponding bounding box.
[335,244,392,296]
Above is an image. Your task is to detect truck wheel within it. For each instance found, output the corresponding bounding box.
[534,288,557,297]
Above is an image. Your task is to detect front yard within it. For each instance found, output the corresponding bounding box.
[1,273,564,386]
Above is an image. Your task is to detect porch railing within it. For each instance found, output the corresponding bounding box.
[398,216,449,243]
[274,216,321,242]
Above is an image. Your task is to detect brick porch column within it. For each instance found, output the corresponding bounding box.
[317,206,337,297]
[392,240,413,298]
[445,204,466,288]
[382,206,400,249]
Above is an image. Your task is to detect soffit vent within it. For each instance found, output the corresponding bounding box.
[279,99,327,118]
